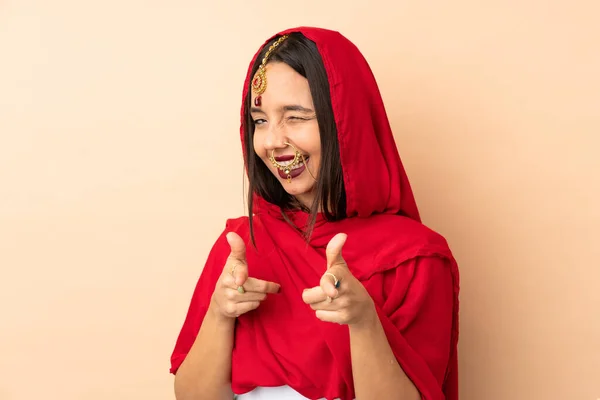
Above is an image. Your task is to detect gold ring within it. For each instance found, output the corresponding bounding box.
[324,272,341,289]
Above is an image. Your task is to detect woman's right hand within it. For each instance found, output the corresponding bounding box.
[209,232,281,320]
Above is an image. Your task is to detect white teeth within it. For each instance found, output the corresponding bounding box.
[291,158,309,170]
[278,157,309,169]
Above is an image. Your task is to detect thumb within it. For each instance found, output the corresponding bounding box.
[226,232,247,261]
[226,232,248,286]
[326,233,348,269]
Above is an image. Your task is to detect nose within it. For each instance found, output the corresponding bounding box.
[262,122,289,154]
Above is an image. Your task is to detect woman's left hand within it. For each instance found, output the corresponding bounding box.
[302,233,377,327]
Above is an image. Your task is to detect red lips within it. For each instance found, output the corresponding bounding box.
[275,157,310,180]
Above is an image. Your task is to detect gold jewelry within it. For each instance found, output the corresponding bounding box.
[252,34,289,106]
[324,272,341,303]
[269,142,317,183]
[325,272,340,288]
[230,263,244,292]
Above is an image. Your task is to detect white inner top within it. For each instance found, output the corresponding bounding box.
[235,386,310,399]
[235,385,349,400]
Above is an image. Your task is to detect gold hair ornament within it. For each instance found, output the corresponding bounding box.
[252,34,289,106]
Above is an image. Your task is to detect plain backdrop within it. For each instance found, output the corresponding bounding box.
[1,1,599,399]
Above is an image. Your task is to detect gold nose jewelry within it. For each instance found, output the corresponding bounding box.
[269,142,316,183]
[269,143,300,183]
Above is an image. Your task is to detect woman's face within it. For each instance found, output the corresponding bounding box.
[251,62,321,209]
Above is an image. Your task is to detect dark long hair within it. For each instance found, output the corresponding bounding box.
[244,32,347,244]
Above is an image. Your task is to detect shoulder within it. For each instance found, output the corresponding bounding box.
[376,214,449,250]
[225,215,250,234]
[353,213,451,254]
[342,214,454,279]
[224,214,275,245]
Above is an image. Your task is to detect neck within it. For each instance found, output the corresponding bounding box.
[293,191,314,211]
[291,195,326,214]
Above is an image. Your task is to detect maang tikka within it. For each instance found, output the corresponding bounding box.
[251,34,289,107]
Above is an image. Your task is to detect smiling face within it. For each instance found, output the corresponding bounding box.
[250,61,321,209]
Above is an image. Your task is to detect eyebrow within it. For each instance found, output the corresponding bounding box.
[250,105,315,114]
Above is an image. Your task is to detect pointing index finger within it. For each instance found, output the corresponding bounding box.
[242,277,281,294]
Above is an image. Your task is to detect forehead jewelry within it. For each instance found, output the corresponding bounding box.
[269,142,317,183]
[251,34,289,107]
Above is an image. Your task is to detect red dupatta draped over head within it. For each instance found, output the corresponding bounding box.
[244,28,421,222]
[170,27,459,400]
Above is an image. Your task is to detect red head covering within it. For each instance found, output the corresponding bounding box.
[170,27,459,400]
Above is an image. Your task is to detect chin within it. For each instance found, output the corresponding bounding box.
[274,174,315,196]
[284,186,312,197]
[280,178,310,191]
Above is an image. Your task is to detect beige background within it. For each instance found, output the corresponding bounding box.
[1,1,599,399]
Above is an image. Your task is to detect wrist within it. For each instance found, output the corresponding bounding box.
[208,297,236,326]
[350,300,379,332]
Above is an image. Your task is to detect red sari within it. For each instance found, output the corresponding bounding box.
[170,27,459,400]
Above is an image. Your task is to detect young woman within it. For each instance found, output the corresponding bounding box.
[169,27,460,400]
